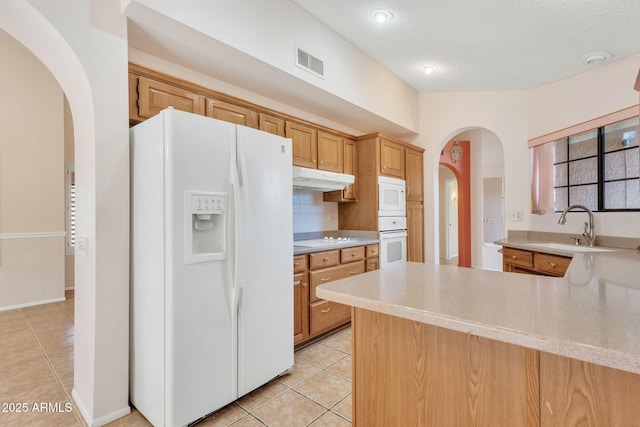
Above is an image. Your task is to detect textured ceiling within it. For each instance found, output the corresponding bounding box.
[293,0,640,92]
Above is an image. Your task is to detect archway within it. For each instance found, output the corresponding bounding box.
[0,2,130,426]
[433,128,506,270]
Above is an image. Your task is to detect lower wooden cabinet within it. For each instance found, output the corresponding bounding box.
[407,202,424,262]
[502,247,571,277]
[294,243,379,346]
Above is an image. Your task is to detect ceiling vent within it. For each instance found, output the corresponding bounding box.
[296,47,325,79]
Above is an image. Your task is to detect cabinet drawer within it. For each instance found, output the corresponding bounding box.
[366,244,379,258]
[366,257,379,272]
[293,255,307,274]
[309,250,340,269]
[341,246,365,263]
[502,248,533,268]
[310,300,351,336]
[309,261,366,302]
[534,253,571,276]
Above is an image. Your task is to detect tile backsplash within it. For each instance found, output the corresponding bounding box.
[293,191,338,233]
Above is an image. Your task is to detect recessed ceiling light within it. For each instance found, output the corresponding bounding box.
[583,52,613,66]
[421,64,438,75]
[372,9,392,23]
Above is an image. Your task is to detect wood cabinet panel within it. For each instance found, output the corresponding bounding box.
[353,308,540,427]
[293,254,307,274]
[503,247,571,277]
[206,98,258,128]
[287,122,318,168]
[366,244,379,258]
[503,247,534,270]
[534,253,571,276]
[317,132,344,173]
[310,300,351,336]
[137,76,206,119]
[406,148,424,202]
[259,113,285,136]
[380,138,405,178]
[293,272,308,345]
[366,257,379,271]
[309,250,340,269]
[407,202,424,262]
[323,138,357,202]
[309,261,365,302]
[341,246,365,263]
[540,352,640,426]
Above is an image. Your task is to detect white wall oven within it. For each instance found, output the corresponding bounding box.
[379,216,407,268]
[378,176,406,217]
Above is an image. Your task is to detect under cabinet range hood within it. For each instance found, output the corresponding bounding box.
[292,166,355,192]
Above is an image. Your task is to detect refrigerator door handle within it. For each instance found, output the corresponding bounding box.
[231,138,242,315]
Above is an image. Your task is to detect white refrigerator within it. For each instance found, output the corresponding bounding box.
[130,109,294,427]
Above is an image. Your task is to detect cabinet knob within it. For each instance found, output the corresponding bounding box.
[511,255,518,260]
[321,278,329,282]
[349,271,357,275]
[549,262,557,268]
[322,257,329,262]
[321,307,331,314]
[351,253,356,257]
[303,282,308,288]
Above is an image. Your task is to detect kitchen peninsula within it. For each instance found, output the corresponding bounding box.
[317,247,640,426]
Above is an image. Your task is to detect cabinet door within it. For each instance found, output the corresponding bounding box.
[407,202,424,262]
[317,132,344,173]
[259,113,285,136]
[343,139,357,200]
[206,98,258,128]
[540,352,640,426]
[406,148,424,202]
[287,122,318,168]
[137,76,206,119]
[293,272,308,345]
[380,138,405,179]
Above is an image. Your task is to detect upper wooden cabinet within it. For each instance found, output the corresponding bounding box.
[380,138,405,179]
[406,147,424,202]
[206,98,258,128]
[317,132,344,173]
[287,121,318,169]
[259,113,285,137]
[135,76,206,119]
[323,138,358,203]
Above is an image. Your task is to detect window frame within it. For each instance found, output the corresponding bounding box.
[551,117,639,212]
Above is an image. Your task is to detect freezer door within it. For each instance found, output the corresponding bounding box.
[164,110,237,426]
[235,125,294,397]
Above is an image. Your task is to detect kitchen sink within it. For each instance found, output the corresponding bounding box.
[526,242,615,253]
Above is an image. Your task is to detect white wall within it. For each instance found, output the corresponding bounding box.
[0,1,131,425]
[0,29,65,309]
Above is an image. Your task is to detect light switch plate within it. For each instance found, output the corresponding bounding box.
[77,236,88,256]
[510,209,523,221]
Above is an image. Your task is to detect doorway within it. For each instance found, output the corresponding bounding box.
[439,166,459,265]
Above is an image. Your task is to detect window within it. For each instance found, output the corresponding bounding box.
[66,162,76,255]
[547,116,639,212]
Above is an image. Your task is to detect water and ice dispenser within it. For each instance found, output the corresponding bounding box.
[185,191,227,263]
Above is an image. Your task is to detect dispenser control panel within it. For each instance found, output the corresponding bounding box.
[191,194,225,215]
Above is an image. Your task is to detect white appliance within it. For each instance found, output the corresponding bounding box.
[130,109,294,427]
[378,176,406,217]
[379,216,408,268]
[292,166,355,191]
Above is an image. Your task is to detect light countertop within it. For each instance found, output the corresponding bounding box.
[316,246,640,375]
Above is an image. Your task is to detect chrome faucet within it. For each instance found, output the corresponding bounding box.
[557,204,596,247]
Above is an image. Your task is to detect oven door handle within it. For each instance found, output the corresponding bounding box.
[380,230,408,238]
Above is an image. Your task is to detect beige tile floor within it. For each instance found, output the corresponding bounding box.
[0,292,352,427]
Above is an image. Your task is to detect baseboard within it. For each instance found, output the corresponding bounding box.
[0,296,65,312]
[72,389,131,427]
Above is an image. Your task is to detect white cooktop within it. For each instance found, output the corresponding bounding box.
[294,238,360,248]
